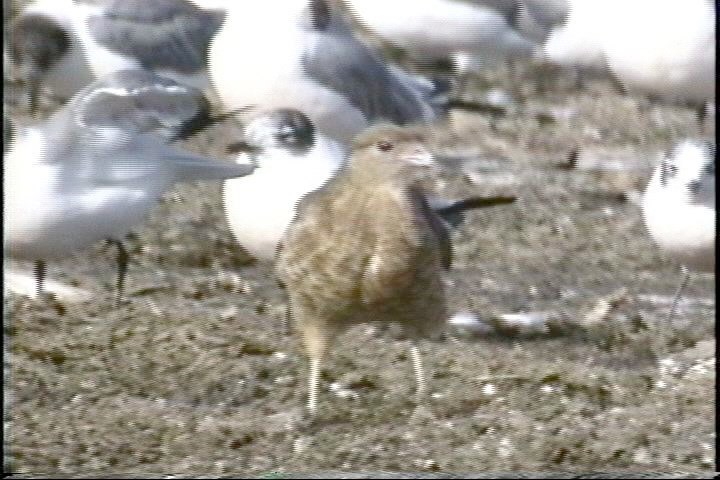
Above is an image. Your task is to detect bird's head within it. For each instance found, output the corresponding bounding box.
[227,108,316,158]
[659,140,715,203]
[8,13,70,114]
[349,124,437,183]
[301,0,332,31]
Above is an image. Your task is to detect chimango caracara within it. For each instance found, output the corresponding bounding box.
[276,124,452,414]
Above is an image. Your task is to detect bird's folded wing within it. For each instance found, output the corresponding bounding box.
[87,0,225,73]
[303,33,430,125]
[417,191,453,271]
[71,70,211,139]
[51,126,249,185]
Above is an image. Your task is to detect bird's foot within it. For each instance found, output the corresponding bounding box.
[283,406,321,434]
[36,291,67,315]
[409,403,437,425]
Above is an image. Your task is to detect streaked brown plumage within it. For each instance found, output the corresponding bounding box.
[276,124,449,414]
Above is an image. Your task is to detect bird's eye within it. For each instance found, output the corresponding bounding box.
[275,127,298,145]
[276,124,295,137]
[660,160,678,187]
[377,141,393,152]
[277,131,295,141]
[687,180,702,194]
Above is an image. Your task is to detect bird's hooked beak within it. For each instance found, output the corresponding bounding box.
[402,145,436,169]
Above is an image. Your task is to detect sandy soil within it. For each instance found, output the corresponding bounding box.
[3,2,716,477]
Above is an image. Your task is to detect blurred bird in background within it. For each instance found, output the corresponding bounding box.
[542,0,715,125]
[642,140,715,323]
[209,0,437,143]
[345,0,547,74]
[7,0,225,113]
[4,70,255,302]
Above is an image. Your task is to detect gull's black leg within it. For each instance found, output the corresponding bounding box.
[34,259,46,297]
[667,266,691,326]
[107,239,129,305]
[695,102,710,131]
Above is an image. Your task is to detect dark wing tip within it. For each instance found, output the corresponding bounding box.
[226,140,261,154]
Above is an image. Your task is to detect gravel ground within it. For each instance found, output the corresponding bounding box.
[3,2,716,477]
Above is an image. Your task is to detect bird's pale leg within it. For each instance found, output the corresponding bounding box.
[283,304,293,336]
[34,260,46,297]
[408,342,436,422]
[667,265,691,326]
[308,356,322,415]
[409,343,426,400]
[300,314,333,415]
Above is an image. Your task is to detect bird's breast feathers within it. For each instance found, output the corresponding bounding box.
[277,183,443,311]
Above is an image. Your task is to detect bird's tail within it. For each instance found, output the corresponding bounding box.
[432,195,516,228]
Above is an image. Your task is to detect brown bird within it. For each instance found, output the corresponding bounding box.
[276,123,454,415]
